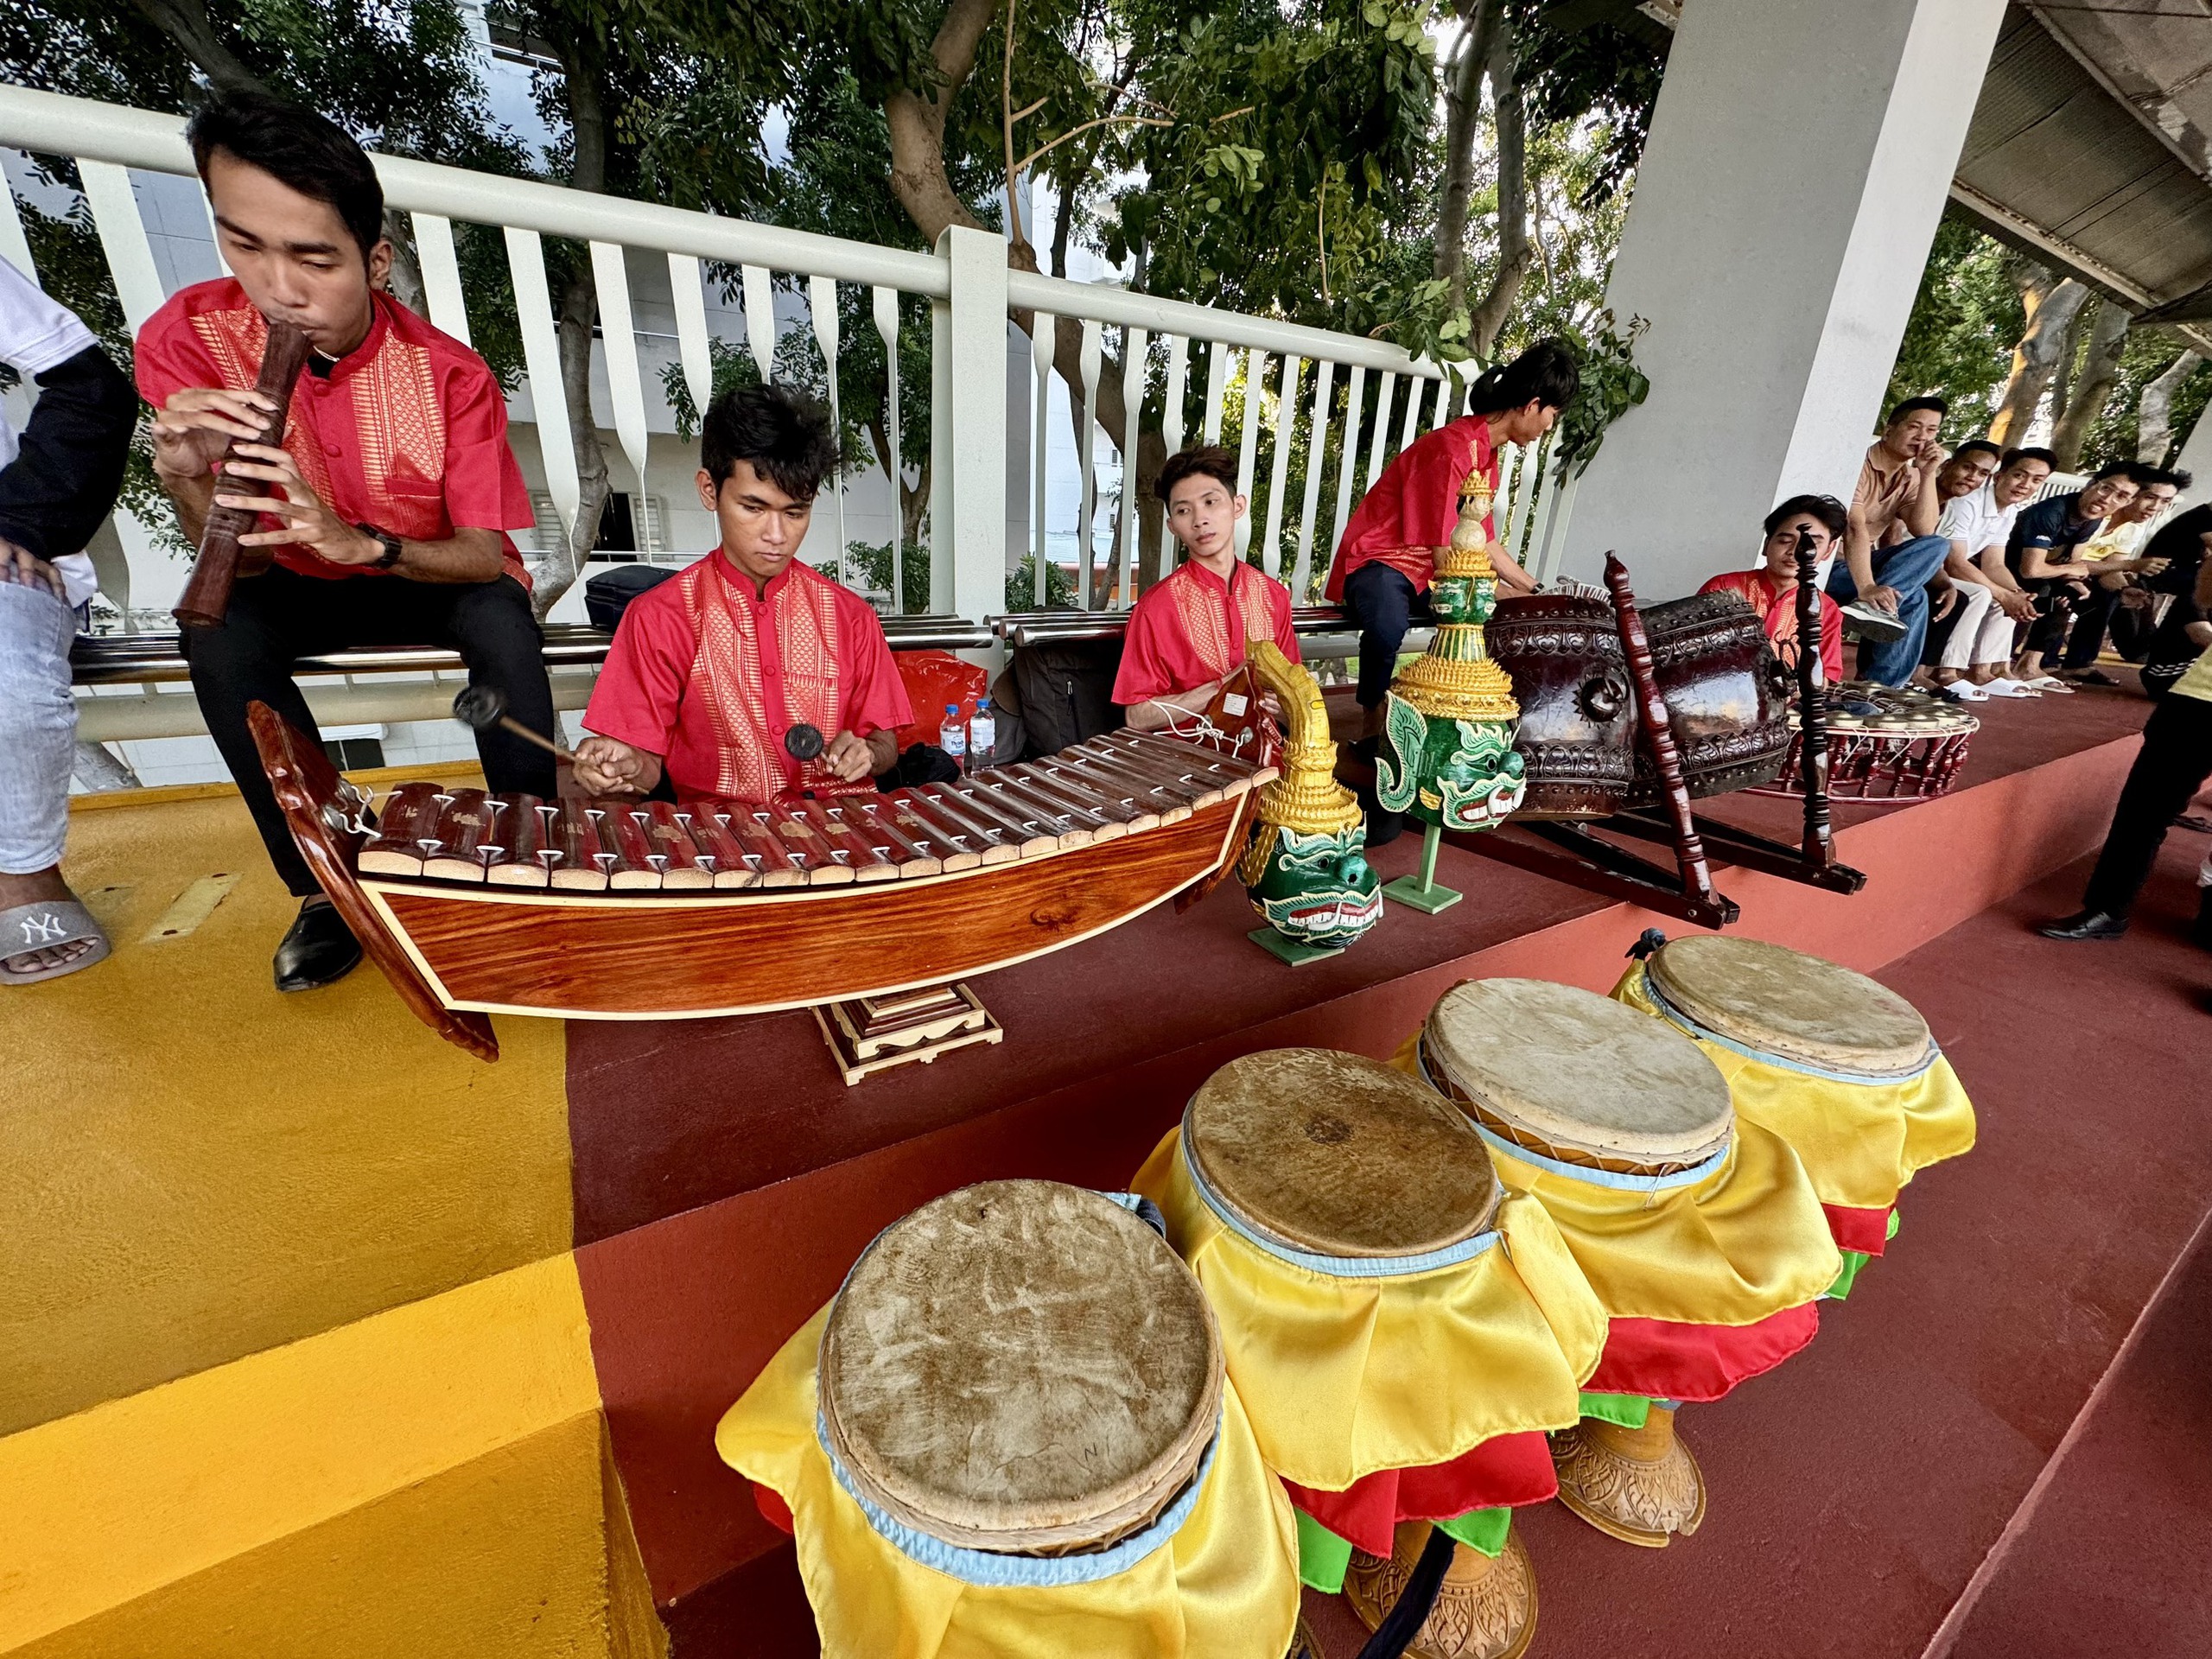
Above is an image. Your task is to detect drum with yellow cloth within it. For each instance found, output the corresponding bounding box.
[1133,1048,1608,1659]
[715,1179,1301,1659]
[1406,979,1842,1548]
[1613,931,1975,1296]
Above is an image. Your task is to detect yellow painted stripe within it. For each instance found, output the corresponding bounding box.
[0,1253,599,1649]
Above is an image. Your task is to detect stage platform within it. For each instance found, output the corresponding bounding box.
[554,685,2209,1656]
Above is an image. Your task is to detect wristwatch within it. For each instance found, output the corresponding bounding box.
[359,524,404,569]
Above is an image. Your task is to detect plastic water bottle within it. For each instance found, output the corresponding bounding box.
[968,697,995,772]
[939,702,968,774]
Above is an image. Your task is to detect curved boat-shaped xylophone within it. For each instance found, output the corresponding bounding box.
[247,701,1276,1061]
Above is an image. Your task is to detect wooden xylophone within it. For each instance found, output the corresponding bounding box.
[356,731,1271,891]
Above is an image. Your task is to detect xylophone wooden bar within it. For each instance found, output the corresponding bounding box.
[797,800,901,882]
[1032,757,1160,830]
[718,805,807,888]
[360,782,446,876]
[920,779,1058,856]
[757,803,854,887]
[423,790,494,883]
[548,798,612,891]
[645,801,715,890]
[484,793,550,888]
[1057,748,1198,822]
[845,799,943,877]
[601,804,664,890]
[978,772,1099,847]
[679,803,760,890]
[904,789,1023,866]
[995,765,1129,841]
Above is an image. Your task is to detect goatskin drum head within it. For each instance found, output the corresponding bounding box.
[1185,1047,1501,1258]
[819,1179,1222,1555]
[1425,978,1732,1168]
[1647,935,1932,1077]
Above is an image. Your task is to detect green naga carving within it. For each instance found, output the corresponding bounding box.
[1237,642,1382,950]
[1373,471,1528,832]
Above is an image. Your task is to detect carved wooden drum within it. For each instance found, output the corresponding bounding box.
[1487,593,1636,819]
[1749,682,1978,803]
[1624,593,1794,804]
[716,1179,1302,1659]
[1414,977,1841,1548]
[1618,935,1975,1271]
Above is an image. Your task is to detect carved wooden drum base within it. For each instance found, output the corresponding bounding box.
[1286,1612,1325,1659]
[1549,1406,1707,1548]
[1343,1521,1538,1659]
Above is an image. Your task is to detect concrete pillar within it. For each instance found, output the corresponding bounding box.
[2171,401,2212,505]
[1560,0,2009,598]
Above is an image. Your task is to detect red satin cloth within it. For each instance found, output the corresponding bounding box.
[1586,1302,1822,1403]
[753,1480,797,1535]
[1280,1430,1557,1558]
[1824,1203,1894,1255]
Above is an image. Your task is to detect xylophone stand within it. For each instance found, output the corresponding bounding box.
[1382,820,1464,914]
[811,982,1005,1086]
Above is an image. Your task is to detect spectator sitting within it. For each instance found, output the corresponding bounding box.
[1827,395,1954,687]
[1931,444,2053,701]
[2004,461,2145,688]
[2075,464,2186,670]
[1700,494,1845,685]
[2138,480,2212,699]
[0,258,137,985]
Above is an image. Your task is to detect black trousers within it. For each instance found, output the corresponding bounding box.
[2081,694,2212,919]
[1342,563,1434,709]
[184,566,557,896]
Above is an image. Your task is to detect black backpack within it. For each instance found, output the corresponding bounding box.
[584,563,679,632]
[1006,639,1126,760]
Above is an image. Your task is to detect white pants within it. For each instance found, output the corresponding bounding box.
[1938,583,2015,671]
[0,580,77,874]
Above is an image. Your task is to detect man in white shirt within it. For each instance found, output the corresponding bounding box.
[1933,445,2054,700]
[0,257,138,983]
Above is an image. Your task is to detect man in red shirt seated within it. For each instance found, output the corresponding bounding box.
[138,94,554,993]
[1112,445,1300,730]
[1700,494,1847,684]
[1322,340,1580,740]
[574,385,912,801]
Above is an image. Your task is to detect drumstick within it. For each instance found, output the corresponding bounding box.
[451,686,575,761]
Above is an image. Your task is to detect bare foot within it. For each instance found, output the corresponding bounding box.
[0,865,98,975]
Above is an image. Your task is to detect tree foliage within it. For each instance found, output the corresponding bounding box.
[1885,212,2024,442]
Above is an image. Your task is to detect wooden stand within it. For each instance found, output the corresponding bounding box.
[1246,925,1346,966]
[1383,821,1464,913]
[811,982,1004,1085]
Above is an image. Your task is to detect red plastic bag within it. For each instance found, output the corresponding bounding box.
[892,649,989,751]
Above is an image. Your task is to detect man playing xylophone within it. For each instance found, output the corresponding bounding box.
[574,385,913,801]
[1112,444,1300,732]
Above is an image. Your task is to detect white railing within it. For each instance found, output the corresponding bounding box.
[0,83,1577,650]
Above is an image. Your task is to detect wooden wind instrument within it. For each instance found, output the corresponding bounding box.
[173,320,315,629]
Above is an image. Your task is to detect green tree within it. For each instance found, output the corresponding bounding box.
[1885,213,2024,441]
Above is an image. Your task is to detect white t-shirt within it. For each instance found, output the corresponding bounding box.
[1936,482,2018,574]
[0,256,103,607]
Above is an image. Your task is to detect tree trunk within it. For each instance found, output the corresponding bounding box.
[1467,10,1531,362]
[531,30,616,620]
[1988,269,2088,446]
[2049,298,2128,472]
[2138,348,2204,465]
[128,0,263,96]
[1433,0,1497,318]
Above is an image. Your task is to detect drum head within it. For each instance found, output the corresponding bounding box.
[1185,1048,1500,1258]
[820,1179,1222,1554]
[1647,935,1931,1076]
[1425,978,1733,1168]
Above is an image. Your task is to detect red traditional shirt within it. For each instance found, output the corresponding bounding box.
[1112,556,1301,706]
[1699,569,1844,684]
[1323,416,1497,602]
[134,279,536,587]
[584,554,913,802]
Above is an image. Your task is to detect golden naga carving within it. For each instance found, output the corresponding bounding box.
[1236,642,1381,950]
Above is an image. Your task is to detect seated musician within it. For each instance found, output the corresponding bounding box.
[574,384,912,800]
[1111,444,1300,731]
[1699,494,1846,684]
[1322,340,1580,741]
[137,93,556,994]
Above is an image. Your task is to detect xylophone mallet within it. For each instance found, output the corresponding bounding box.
[451,686,576,761]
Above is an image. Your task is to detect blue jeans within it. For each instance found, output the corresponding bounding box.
[0,579,78,874]
[1825,533,1951,687]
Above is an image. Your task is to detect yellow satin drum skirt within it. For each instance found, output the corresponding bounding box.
[1131,1127,1606,1492]
[1389,1032,1843,1327]
[716,1307,1304,1659]
[1610,963,1976,1215]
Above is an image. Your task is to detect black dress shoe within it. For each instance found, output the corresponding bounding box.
[274,899,363,991]
[2195,888,2212,952]
[2037,910,2129,942]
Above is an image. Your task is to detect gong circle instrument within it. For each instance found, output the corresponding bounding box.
[1486,592,1635,819]
[1618,934,1975,1265]
[1749,681,1978,804]
[1414,977,1840,1548]
[717,1179,1302,1658]
[1139,1048,1606,1658]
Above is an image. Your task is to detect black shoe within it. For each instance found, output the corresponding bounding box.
[2195,889,2212,952]
[274,899,362,991]
[2037,910,2128,942]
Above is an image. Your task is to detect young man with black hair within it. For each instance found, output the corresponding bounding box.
[2071,462,2185,675]
[1827,395,1953,685]
[2003,461,2145,685]
[1323,339,1580,740]
[575,384,911,801]
[1699,495,1846,683]
[1932,445,2052,700]
[1112,444,1300,733]
[137,92,555,992]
